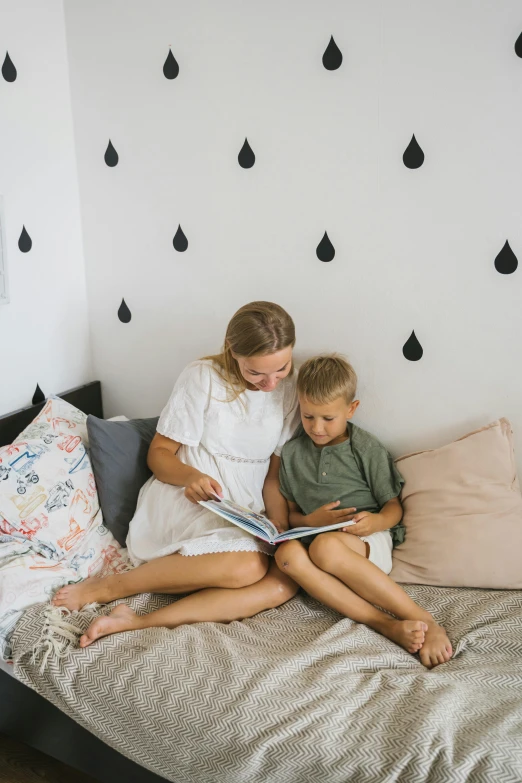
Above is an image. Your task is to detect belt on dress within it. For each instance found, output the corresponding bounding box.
[214,452,269,464]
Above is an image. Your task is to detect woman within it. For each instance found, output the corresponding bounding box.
[53,302,300,646]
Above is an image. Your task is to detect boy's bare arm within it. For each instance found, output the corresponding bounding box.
[287,500,306,528]
[377,497,403,528]
[343,497,403,537]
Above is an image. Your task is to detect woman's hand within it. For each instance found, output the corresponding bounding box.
[342,511,381,537]
[271,520,289,534]
[184,472,223,504]
[305,501,357,528]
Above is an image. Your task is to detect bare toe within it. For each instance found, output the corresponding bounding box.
[419,623,453,669]
[52,588,70,607]
[408,629,426,653]
[78,605,140,648]
[52,577,108,611]
[380,619,429,655]
[79,618,112,648]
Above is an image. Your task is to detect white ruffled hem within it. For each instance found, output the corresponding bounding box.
[179,538,274,557]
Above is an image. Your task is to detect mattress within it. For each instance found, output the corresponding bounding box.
[0,656,16,677]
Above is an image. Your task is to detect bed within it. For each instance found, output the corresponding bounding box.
[1,384,522,783]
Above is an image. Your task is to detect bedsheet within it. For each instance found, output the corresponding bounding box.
[11,584,522,783]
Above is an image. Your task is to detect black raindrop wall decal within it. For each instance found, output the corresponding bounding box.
[316,232,335,262]
[494,240,518,274]
[173,224,188,252]
[32,383,45,405]
[18,226,32,252]
[104,140,119,167]
[403,135,424,169]
[238,138,255,168]
[118,298,132,323]
[2,51,16,82]
[403,331,423,361]
[322,36,343,70]
[163,48,179,79]
[515,33,522,57]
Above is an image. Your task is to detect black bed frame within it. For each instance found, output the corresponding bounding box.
[0,382,166,783]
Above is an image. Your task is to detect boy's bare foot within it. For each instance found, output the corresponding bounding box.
[52,577,110,611]
[418,622,453,669]
[79,605,141,648]
[379,619,428,654]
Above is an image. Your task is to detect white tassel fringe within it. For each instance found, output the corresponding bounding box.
[30,603,101,674]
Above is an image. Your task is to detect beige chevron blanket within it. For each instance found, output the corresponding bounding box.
[11,585,522,783]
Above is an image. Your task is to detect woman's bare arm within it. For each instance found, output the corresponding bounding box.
[147,433,222,502]
[147,433,198,485]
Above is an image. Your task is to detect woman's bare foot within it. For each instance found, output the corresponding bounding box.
[52,577,111,611]
[419,622,453,669]
[79,605,142,648]
[379,618,428,654]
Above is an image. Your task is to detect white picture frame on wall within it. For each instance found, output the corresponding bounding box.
[0,196,8,305]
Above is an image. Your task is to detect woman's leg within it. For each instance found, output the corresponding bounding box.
[308,533,452,669]
[275,539,429,659]
[53,551,269,611]
[79,561,298,647]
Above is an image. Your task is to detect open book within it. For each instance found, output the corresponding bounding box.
[198,497,355,544]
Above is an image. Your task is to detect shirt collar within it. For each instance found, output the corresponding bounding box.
[307,423,352,453]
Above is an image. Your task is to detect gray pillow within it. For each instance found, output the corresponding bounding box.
[86,415,159,546]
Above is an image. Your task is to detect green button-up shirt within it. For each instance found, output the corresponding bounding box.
[279,423,405,546]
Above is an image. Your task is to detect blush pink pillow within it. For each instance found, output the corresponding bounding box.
[391,418,522,589]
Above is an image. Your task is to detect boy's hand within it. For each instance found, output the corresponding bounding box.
[342,511,382,537]
[271,520,289,534]
[305,501,357,528]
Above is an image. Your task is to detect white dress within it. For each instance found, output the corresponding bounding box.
[126,360,299,564]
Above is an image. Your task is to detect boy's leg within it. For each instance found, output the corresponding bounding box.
[79,560,298,647]
[52,551,270,611]
[309,533,452,668]
[275,541,427,657]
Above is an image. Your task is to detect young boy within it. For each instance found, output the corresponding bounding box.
[276,355,452,669]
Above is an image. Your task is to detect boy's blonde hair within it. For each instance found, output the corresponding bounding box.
[297,354,357,405]
[203,301,295,398]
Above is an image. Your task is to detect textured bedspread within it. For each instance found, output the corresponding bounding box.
[11,585,522,783]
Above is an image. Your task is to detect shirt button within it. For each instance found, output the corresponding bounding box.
[322,471,327,476]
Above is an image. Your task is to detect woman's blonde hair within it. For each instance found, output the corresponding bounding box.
[297,354,357,405]
[203,301,296,396]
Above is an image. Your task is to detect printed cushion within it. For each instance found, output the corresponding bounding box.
[0,397,100,560]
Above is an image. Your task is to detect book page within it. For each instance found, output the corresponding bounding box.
[217,499,279,538]
[276,519,356,541]
[199,498,279,542]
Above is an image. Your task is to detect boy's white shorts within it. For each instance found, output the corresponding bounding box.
[358,530,393,574]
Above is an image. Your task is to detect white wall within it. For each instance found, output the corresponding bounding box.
[64,0,522,467]
[0,0,92,415]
